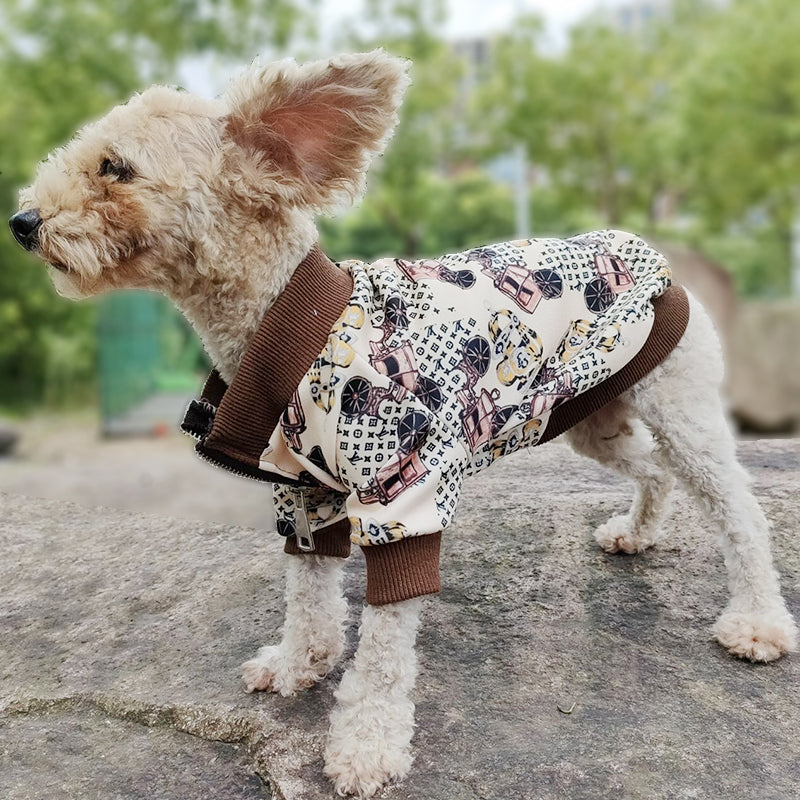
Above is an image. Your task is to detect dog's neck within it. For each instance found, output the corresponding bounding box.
[169,213,318,386]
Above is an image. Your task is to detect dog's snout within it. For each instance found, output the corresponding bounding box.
[9,209,42,251]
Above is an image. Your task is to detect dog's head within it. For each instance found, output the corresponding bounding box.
[10,50,410,298]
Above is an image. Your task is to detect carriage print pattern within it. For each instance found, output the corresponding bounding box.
[265,231,674,547]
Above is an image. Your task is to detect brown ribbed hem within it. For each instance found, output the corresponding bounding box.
[283,518,352,558]
[539,285,690,445]
[362,532,442,605]
[200,245,354,471]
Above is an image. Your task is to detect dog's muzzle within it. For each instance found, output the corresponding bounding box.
[9,209,42,252]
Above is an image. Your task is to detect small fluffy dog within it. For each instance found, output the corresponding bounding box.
[11,50,797,797]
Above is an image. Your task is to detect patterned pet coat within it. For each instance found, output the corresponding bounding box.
[182,231,689,604]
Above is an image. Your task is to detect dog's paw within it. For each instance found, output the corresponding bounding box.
[241,642,340,696]
[324,734,412,798]
[594,514,655,554]
[713,607,798,662]
[324,682,415,798]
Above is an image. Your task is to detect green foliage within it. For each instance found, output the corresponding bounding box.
[678,0,800,256]
[467,15,552,160]
[473,0,798,295]
[3,0,799,413]
[320,169,515,260]
[0,0,316,411]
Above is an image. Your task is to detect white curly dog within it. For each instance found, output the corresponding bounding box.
[11,49,796,797]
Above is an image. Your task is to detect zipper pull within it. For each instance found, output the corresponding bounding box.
[294,491,315,552]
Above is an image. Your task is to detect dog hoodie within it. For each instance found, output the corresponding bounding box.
[182,231,689,604]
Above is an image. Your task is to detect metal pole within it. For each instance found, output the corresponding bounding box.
[514,141,529,238]
[792,208,800,298]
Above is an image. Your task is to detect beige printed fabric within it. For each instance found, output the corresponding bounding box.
[264,230,673,548]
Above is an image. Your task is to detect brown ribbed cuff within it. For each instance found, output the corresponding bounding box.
[283,518,352,558]
[362,532,442,605]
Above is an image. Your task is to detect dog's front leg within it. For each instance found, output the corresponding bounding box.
[324,597,423,798]
[242,554,347,695]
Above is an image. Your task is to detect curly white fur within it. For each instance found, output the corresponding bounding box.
[242,555,347,695]
[566,400,675,553]
[16,48,797,798]
[631,296,797,660]
[572,293,797,661]
[324,598,422,798]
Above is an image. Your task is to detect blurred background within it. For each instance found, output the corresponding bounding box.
[0,0,797,523]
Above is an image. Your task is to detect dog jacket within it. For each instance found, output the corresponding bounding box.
[182,231,689,604]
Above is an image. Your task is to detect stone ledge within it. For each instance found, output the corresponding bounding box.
[1,440,798,799]
[1,699,262,800]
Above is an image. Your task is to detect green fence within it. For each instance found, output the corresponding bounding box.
[97,292,207,433]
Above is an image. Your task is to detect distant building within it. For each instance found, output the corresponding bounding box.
[607,0,672,33]
[604,0,728,33]
[450,36,492,144]
[452,37,490,92]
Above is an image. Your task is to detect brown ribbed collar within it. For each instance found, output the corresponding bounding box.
[184,244,353,483]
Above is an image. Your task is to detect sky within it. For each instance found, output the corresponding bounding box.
[321,0,633,47]
[180,0,632,96]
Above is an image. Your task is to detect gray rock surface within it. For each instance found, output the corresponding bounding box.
[728,301,800,433]
[1,439,799,800]
[0,418,272,529]
[1,705,263,800]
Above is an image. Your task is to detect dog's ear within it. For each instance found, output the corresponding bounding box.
[223,50,410,212]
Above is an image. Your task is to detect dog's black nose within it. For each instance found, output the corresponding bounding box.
[9,209,42,251]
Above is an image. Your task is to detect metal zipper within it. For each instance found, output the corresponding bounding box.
[191,432,308,487]
[184,402,320,542]
[294,491,315,552]
[193,444,262,481]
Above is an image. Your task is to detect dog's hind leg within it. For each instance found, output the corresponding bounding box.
[627,293,797,661]
[241,554,347,695]
[324,597,422,798]
[566,398,675,554]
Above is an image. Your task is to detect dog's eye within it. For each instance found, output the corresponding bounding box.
[98,157,135,183]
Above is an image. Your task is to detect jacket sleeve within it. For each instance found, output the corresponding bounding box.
[334,363,470,605]
[343,445,468,546]
[342,445,468,604]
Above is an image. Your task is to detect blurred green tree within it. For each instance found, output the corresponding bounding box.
[322,0,515,259]
[321,169,515,261]
[473,0,797,294]
[475,3,715,233]
[0,0,316,410]
[678,0,800,293]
